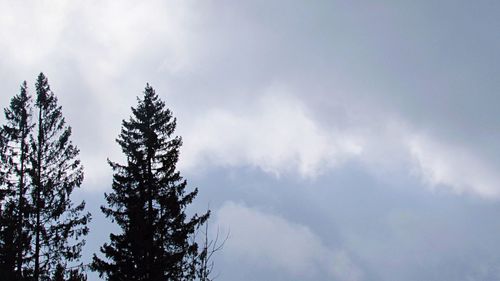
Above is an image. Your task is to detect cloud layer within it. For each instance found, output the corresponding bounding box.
[215,202,363,281]
[1,1,499,280]
[179,86,363,177]
[1,0,499,199]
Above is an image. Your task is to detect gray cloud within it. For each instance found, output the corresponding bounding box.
[1,1,499,280]
[215,201,363,281]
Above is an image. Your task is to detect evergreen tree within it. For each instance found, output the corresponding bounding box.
[29,73,90,280]
[0,81,34,280]
[92,84,209,280]
[0,199,17,280]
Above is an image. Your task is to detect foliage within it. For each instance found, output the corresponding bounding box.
[92,84,209,280]
[0,74,90,281]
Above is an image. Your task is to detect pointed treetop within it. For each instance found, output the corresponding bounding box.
[35,72,56,108]
[5,81,29,117]
[36,72,49,90]
[3,81,32,139]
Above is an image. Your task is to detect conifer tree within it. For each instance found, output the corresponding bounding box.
[0,75,90,280]
[29,73,90,280]
[92,84,209,280]
[0,81,34,280]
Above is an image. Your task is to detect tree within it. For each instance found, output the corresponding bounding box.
[29,73,90,280]
[92,84,209,280]
[0,81,34,280]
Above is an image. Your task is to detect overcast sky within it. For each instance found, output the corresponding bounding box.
[1,1,499,280]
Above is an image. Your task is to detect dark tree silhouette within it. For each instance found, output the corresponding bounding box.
[1,76,90,280]
[92,84,209,280]
[29,73,90,280]
[0,81,34,280]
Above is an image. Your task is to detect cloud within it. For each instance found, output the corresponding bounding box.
[215,201,363,281]
[178,83,500,200]
[0,1,196,70]
[1,0,499,201]
[408,135,500,199]
[1,1,500,280]
[179,85,363,177]
[177,83,500,200]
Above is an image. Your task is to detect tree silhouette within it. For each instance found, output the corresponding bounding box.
[0,81,34,280]
[0,81,33,280]
[29,73,90,280]
[92,84,209,280]
[0,74,91,280]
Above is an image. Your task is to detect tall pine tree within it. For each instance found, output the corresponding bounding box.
[92,84,209,280]
[0,81,34,280]
[0,74,91,280]
[29,73,90,280]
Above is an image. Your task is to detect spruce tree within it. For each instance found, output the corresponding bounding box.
[0,81,34,280]
[92,84,209,280]
[29,73,90,280]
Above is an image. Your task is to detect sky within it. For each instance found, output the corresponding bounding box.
[0,1,499,280]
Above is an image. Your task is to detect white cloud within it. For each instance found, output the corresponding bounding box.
[0,0,202,133]
[350,123,500,199]
[179,85,363,177]
[408,135,500,199]
[0,1,198,71]
[0,1,68,66]
[177,85,500,199]
[1,0,499,202]
[215,201,363,281]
